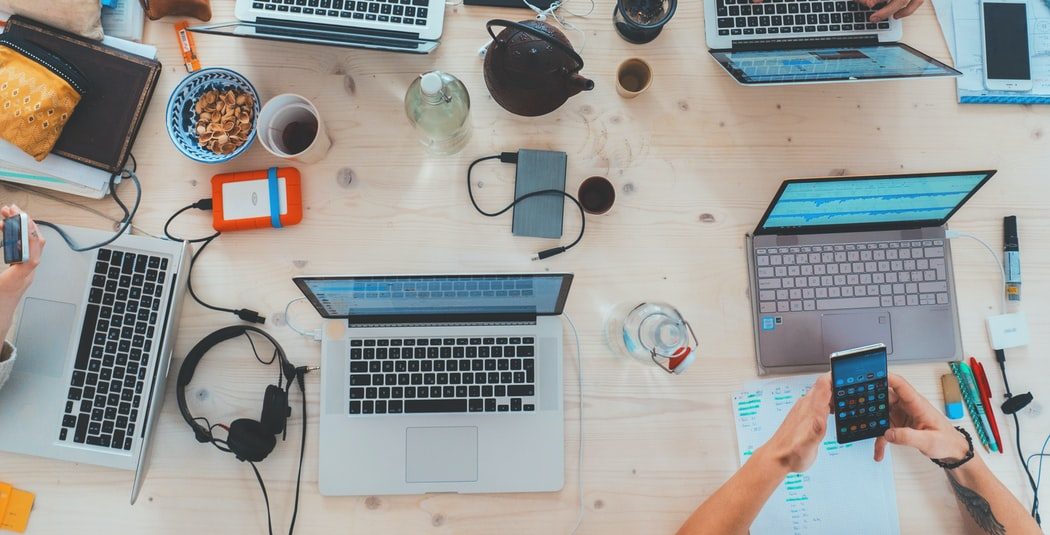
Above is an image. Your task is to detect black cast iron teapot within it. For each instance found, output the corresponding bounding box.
[483,19,595,117]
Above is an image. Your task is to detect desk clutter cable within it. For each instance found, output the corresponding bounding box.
[163,198,265,324]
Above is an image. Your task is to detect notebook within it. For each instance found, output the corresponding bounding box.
[733,374,900,535]
[4,15,161,174]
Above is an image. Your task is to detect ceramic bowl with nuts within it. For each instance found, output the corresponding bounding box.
[166,68,261,164]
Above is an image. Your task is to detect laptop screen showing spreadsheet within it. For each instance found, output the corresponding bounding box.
[754,171,996,235]
[294,274,573,319]
[710,43,960,85]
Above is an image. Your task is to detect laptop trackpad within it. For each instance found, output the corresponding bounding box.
[820,311,893,357]
[406,427,478,483]
[13,298,76,378]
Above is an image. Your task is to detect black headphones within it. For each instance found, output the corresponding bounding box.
[176,325,297,462]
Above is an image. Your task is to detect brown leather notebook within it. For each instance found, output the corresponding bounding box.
[4,16,161,175]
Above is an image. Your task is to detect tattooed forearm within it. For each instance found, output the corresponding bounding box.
[946,470,1006,535]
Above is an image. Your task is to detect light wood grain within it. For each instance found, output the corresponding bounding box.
[2,1,1049,533]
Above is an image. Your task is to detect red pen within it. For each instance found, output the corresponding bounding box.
[970,357,1004,454]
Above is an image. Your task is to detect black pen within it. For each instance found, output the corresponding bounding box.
[1004,216,1020,301]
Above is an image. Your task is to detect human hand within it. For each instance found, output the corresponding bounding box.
[874,373,970,463]
[0,205,45,297]
[860,0,924,21]
[749,0,924,22]
[758,373,832,473]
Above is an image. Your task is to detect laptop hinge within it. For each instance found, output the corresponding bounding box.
[256,16,423,41]
[732,34,880,52]
[347,313,537,328]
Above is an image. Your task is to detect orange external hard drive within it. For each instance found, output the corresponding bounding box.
[211,167,303,232]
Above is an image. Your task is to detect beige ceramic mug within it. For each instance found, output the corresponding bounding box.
[616,58,653,98]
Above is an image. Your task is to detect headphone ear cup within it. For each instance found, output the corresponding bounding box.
[260,384,291,435]
[227,419,277,462]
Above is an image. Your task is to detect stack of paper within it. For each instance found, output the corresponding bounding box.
[0,17,156,198]
[733,374,900,535]
[933,0,1050,104]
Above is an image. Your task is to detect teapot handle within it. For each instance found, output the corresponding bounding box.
[485,19,584,71]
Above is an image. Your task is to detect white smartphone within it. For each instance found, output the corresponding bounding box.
[980,0,1034,92]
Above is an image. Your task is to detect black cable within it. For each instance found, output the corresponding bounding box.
[994,352,1042,524]
[164,200,264,324]
[248,460,275,535]
[36,168,142,252]
[288,367,309,535]
[467,153,586,260]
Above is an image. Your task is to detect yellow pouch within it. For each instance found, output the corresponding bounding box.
[0,36,86,161]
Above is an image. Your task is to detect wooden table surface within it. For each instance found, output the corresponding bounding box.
[2,1,1049,533]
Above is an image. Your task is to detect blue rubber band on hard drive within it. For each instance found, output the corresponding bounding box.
[268,167,282,228]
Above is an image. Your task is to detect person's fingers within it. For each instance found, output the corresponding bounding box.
[894,0,923,18]
[871,0,907,21]
[887,373,921,404]
[883,427,937,454]
[874,436,887,462]
[0,205,12,219]
[857,0,877,6]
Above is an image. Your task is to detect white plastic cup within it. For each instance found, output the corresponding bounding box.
[257,94,332,164]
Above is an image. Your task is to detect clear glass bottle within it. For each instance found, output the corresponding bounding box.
[404,71,471,156]
[605,302,698,374]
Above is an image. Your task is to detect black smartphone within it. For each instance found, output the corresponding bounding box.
[2,213,29,264]
[831,343,889,444]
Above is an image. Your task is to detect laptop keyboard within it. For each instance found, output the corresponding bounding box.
[58,248,169,451]
[755,239,948,313]
[348,337,538,415]
[715,0,891,37]
[252,0,430,27]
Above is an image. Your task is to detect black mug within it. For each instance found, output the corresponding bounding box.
[613,0,677,44]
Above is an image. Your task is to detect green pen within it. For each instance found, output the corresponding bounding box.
[958,362,999,453]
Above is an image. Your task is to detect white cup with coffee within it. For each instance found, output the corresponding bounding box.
[257,94,332,164]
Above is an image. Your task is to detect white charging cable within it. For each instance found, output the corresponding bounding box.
[945,230,1007,314]
[563,312,585,535]
[284,297,322,341]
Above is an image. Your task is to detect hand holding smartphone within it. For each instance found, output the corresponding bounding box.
[981,0,1034,92]
[831,343,890,444]
[3,213,29,265]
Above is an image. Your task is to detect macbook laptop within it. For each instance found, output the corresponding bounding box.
[0,225,190,503]
[745,170,996,375]
[704,0,961,85]
[294,273,572,495]
[190,0,446,54]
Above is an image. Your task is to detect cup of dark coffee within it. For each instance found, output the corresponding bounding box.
[257,94,331,164]
[578,176,616,215]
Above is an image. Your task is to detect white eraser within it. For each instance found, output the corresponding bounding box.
[986,312,1029,350]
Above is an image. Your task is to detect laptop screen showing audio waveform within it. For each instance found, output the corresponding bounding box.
[762,173,989,229]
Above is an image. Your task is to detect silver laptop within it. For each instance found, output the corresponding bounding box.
[746,170,996,375]
[190,0,446,54]
[294,273,572,495]
[0,225,190,503]
[704,0,961,85]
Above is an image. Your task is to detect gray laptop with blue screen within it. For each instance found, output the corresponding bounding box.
[704,0,961,85]
[294,273,572,496]
[746,171,996,375]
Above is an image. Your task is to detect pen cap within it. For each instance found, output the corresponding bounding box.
[1004,216,1018,249]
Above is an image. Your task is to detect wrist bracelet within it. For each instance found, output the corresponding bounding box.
[931,426,975,469]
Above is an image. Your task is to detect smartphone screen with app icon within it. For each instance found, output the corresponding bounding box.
[831,343,889,444]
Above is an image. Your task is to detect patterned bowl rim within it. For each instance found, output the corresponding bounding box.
[165,67,261,164]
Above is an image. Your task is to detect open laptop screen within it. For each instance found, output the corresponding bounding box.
[711,42,960,85]
[294,274,573,319]
[754,171,996,235]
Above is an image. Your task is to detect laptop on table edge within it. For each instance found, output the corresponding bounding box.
[294,273,573,496]
[190,0,446,54]
[703,0,961,85]
[0,225,190,504]
[745,170,996,375]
